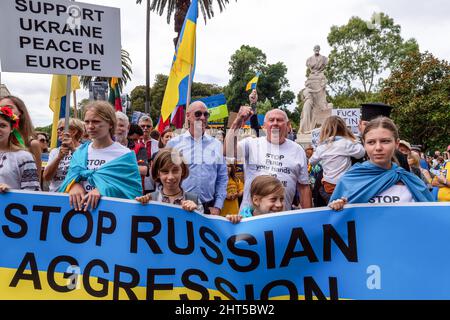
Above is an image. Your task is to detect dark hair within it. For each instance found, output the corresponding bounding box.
[151,148,189,185]
[0,95,35,147]
[128,123,144,136]
[227,163,238,181]
[150,129,161,141]
[158,128,173,148]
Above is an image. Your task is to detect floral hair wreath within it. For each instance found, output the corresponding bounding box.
[0,106,20,129]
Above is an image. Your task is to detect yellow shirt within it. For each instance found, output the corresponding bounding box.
[221,178,244,216]
[437,161,450,201]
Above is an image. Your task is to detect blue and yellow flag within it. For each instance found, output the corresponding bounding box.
[196,93,228,121]
[246,72,260,91]
[160,0,198,122]
[49,75,80,149]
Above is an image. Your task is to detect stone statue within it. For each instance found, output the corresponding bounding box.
[299,45,333,134]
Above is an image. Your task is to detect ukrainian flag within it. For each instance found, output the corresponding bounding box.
[49,75,80,149]
[160,0,198,122]
[196,93,228,121]
[246,72,260,91]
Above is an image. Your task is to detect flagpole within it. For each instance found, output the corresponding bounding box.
[64,0,75,132]
[183,65,194,129]
[73,90,78,119]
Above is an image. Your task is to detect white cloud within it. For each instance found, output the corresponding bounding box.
[1,0,449,127]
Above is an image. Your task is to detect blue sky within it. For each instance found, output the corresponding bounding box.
[1,0,449,127]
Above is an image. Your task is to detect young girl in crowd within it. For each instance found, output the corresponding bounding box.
[43,118,85,192]
[221,163,244,216]
[0,106,40,192]
[0,96,42,179]
[329,117,433,211]
[59,101,142,211]
[227,175,285,224]
[309,116,365,202]
[136,148,203,213]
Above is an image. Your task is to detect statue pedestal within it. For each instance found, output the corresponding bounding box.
[296,133,312,148]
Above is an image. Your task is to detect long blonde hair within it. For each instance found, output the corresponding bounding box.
[84,101,117,138]
[319,116,356,143]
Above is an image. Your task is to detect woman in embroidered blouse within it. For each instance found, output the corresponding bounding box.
[0,106,40,192]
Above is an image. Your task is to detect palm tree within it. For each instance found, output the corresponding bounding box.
[136,0,235,113]
[79,49,132,92]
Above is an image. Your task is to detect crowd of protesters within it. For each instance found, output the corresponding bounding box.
[0,92,449,220]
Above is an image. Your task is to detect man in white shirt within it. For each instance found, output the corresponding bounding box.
[225,104,312,211]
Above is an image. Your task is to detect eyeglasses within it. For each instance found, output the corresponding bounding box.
[39,138,48,143]
[140,125,152,129]
[57,127,64,132]
[194,111,210,118]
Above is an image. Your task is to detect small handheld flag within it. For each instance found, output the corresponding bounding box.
[246,72,260,91]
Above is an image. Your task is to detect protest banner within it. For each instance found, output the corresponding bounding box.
[332,109,361,135]
[1,191,449,300]
[0,0,122,77]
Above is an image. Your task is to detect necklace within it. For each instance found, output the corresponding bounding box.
[161,189,182,197]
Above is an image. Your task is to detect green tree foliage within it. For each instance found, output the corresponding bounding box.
[380,51,450,151]
[326,13,419,97]
[130,74,223,121]
[224,45,295,112]
[137,0,235,46]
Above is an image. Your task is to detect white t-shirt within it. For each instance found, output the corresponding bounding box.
[309,138,365,184]
[83,142,131,192]
[239,137,309,210]
[368,183,415,204]
[48,147,77,192]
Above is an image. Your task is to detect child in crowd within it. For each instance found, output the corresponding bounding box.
[0,106,40,192]
[227,175,284,224]
[221,163,244,216]
[136,148,204,213]
[309,116,365,202]
[329,117,433,211]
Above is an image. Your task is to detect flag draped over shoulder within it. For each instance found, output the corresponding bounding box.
[246,72,260,91]
[109,77,123,112]
[160,0,198,122]
[49,75,80,149]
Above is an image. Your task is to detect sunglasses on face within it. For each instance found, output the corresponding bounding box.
[194,111,210,118]
[57,127,65,132]
[39,138,48,143]
[140,125,152,129]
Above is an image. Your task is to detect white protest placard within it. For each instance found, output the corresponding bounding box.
[0,0,122,77]
[332,108,361,135]
[311,127,321,148]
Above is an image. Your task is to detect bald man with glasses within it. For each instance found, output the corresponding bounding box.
[167,101,228,215]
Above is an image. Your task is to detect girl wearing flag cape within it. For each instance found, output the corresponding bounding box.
[329,117,433,211]
[59,101,142,211]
